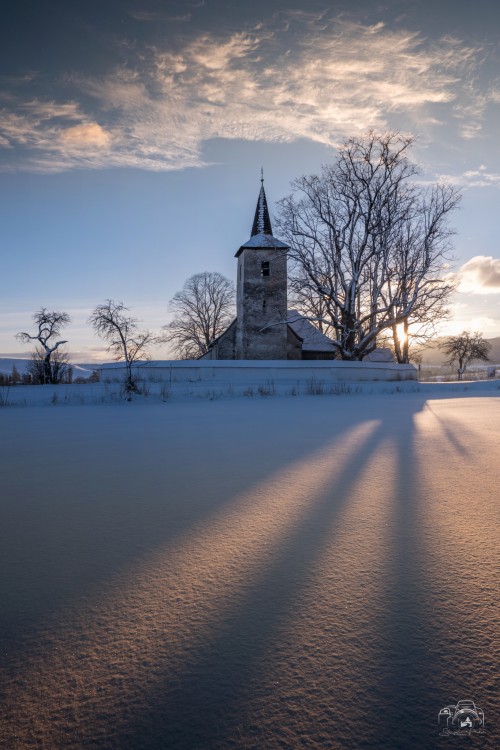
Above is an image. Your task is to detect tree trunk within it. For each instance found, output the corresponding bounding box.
[392,324,403,364]
[44,355,52,385]
[402,318,409,364]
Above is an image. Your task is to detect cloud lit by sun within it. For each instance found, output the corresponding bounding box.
[457,255,500,295]
[60,123,111,148]
[0,16,486,172]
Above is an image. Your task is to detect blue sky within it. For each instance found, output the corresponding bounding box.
[1,0,500,360]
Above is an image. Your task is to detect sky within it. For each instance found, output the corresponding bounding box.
[1,0,500,361]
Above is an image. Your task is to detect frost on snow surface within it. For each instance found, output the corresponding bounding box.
[0,390,499,749]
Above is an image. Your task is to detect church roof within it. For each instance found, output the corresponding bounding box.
[286,310,337,353]
[236,173,289,256]
[251,179,273,236]
[237,233,289,251]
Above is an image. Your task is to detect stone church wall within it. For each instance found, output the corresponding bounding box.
[236,248,288,359]
[286,326,303,360]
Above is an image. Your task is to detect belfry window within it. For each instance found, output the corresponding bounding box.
[261,261,270,277]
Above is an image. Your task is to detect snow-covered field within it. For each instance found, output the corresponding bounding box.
[1,375,500,408]
[1,388,499,749]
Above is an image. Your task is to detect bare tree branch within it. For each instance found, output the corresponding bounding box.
[440,331,491,380]
[277,131,461,361]
[88,300,159,395]
[16,308,71,384]
[162,272,235,359]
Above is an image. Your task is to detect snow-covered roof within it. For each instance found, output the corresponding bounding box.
[202,318,236,353]
[236,232,289,255]
[286,310,337,352]
[364,347,395,362]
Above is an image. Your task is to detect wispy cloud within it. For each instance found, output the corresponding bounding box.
[437,164,500,188]
[0,16,489,172]
[0,99,116,170]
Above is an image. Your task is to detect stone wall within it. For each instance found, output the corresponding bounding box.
[202,319,237,359]
[101,360,418,385]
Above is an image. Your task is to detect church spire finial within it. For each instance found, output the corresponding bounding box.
[251,170,273,236]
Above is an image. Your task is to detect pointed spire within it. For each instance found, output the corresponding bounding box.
[251,170,273,236]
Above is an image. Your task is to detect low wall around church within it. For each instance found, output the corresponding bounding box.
[100,359,418,386]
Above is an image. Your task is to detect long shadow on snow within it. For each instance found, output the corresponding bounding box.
[0,401,346,639]
[0,398,405,645]
[111,396,430,750]
[357,398,491,749]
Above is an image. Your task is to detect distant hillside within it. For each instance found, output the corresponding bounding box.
[0,358,98,377]
[418,336,500,366]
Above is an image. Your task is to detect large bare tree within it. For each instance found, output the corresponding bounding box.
[278,132,460,361]
[16,308,71,384]
[89,300,159,394]
[163,272,235,359]
[288,271,337,338]
[440,331,491,380]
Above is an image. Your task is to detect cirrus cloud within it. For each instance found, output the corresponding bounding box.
[0,16,489,172]
[436,164,500,189]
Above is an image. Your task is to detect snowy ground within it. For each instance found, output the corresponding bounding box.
[0,387,499,749]
[1,375,500,407]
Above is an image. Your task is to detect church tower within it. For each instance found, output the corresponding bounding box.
[235,175,290,359]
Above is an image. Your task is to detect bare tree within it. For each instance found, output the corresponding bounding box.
[277,132,460,361]
[10,364,21,384]
[16,308,71,384]
[288,271,337,338]
[390,277,456,364]
[288,230,455,364]
[89,300,159,394]
[163,272,235,359]
[384,187,458,363]
[440,331,491,380]
[27,348,72,385]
